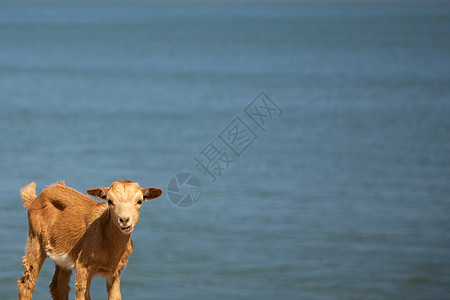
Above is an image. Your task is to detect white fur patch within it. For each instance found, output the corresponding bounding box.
[47,252,75,270]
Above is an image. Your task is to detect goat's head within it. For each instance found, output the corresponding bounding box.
[87,180,162,235]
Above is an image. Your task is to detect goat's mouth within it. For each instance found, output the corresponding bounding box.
[121,225,133,233]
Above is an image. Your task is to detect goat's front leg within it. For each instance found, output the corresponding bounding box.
[74,266,93,300]
[106,275,122,300]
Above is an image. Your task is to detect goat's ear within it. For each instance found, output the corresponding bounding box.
[87,187,109,200]
[142,187,163,201]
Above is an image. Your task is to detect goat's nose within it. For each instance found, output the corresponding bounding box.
[119,217,130,224]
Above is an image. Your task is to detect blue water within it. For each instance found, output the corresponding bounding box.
[1,1,450,299]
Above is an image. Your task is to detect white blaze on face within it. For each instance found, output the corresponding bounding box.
[107,182,144,233]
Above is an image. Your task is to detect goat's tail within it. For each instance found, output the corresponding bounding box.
[20,182,37,209]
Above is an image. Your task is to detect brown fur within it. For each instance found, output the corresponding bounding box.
[17,180,162,300]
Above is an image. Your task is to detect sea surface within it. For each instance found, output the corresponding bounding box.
[1,1,449,299]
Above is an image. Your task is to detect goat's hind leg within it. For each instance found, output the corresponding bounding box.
[50,264,72,300]
[18,235,47,300]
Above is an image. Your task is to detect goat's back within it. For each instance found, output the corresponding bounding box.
[27,182,107,252]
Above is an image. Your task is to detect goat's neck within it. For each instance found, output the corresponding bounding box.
[102,209,131,250]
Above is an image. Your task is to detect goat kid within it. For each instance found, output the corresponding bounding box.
[17,180,162,300]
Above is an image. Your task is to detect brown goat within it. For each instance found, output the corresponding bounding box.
[17,180,162,300]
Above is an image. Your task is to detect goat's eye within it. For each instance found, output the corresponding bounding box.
[137,200,143,205]
[107,200,114,206]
